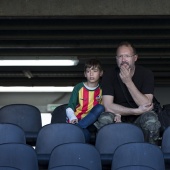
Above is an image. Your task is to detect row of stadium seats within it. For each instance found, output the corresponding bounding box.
[0,141,165,170]
[1,122,170,169]
[0,104,170,169]
[0,103,67,145]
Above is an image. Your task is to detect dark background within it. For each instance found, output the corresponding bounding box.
[0,16,170,87]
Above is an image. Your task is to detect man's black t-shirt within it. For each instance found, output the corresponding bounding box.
[102,65,154,122]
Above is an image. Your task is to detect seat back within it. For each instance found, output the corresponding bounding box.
[0,143,39,170]
[49,143,102,170]
[112,142,165,170]
[0,104,42,132]
[161,126,170,167]
[95,123,144,154]
[36,123,85,154]
[51,104,67,123]
[36,122,85,168]
[0,123,26,144]
[113,165,156,170]
[0,167,20,170]
[161,126,170,153]
[0,104,42,145]
[49,165,89,170]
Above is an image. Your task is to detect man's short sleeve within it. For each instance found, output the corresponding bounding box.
[134,66,154,94]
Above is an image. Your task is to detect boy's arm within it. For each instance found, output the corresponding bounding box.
[66,108,78,123]
[66,84,81,123]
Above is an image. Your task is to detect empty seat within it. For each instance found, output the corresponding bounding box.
[0,104,42,146]
[49,165,89,170]
[48,143,102,170]
[112,165,156,170]
[35,123,85,168]
[51,104,67,123]
[0,123,26,144]
[0,167,20,170]
[95,123,144,165]
[112,142,165,170]
[0,143,39,170]
[161,126,170,168]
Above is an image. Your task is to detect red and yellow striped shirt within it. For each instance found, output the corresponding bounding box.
[67,82,102,120]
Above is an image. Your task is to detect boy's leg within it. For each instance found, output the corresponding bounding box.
[78,104,104,128]
[80,128,91,143]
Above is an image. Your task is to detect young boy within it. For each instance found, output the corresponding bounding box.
[66,59,105,142]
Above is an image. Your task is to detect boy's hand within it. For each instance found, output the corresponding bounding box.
[70,119,78,124]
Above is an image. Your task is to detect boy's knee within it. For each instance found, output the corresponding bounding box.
[93,104,105,113]
[97,104,105,112]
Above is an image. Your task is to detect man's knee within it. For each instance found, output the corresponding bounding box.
[94,112,115,129]
[141,111,161,132]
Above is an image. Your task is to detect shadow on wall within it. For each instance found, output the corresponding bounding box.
[154,87,170,106]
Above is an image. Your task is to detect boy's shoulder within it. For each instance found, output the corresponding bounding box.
[73,82,84,90]
[74,82,84,87]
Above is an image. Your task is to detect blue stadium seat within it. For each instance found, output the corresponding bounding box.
[0,104,42,146]
[0,143,39,170]
[112,142,165,170]
[0,123,26,144]
[49,143,102,170]
[36,123,85,168]
[0,166,20,170]
[95,123,144,166]
[49,165,89,170]
[161,126,170,168]
[51,104,67,123]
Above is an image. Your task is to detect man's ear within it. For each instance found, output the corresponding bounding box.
[134,54,138,62]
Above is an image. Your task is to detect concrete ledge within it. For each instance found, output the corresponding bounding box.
[0,0,170,17]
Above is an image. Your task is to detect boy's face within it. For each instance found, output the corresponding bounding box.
[84,66,103,83]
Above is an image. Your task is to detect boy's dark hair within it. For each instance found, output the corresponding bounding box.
[116,41,137,55]
[84,59,102,72]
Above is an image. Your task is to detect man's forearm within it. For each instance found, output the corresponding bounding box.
[125,80,152,106]
[105,103,141,116]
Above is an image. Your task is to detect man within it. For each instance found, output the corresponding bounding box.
[101,41,161,144]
